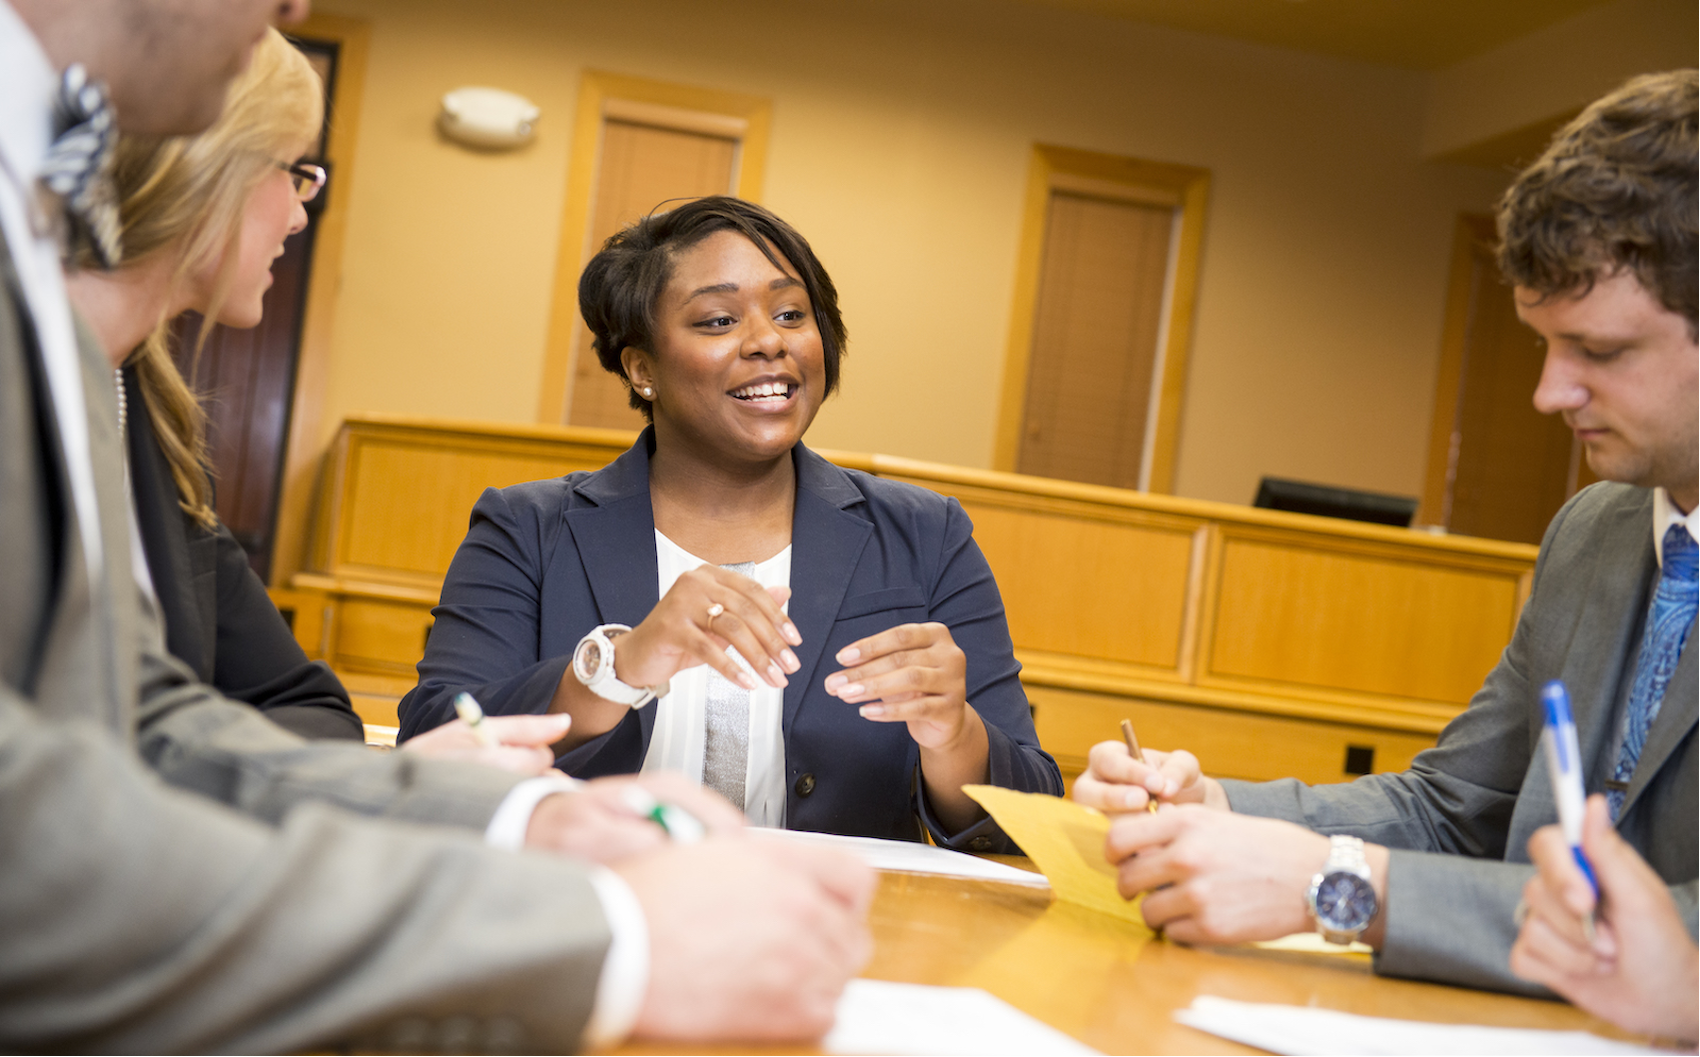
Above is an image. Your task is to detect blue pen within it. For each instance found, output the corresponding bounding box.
[1540,680,1600,902]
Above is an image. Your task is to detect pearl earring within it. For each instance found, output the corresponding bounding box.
[641,386,654,398]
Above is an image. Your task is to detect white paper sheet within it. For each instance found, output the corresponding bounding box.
[752,827,1050,887]
[1173,995,1683,1056]
[826,979,1098,1055]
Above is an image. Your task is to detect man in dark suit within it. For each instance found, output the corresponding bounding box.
[1073,69,1696,996]
[0,0,871,1050]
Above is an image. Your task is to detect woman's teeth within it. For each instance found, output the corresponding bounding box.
[732,382,791,400]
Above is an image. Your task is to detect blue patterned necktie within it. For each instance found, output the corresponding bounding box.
[1607,523,1698,819]
[40,64,121,269]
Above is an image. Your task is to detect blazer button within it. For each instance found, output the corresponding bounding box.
[967,835,994,852]
[794,773,816,797]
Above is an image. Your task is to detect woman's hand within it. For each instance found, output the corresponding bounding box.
[824,622,973,750]
[619,565,803,692]
[825,622,990,833]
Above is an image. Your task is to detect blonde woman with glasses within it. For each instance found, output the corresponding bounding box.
[67,29,564,770]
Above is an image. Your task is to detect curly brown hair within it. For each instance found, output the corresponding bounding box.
[1496,69,1696,327]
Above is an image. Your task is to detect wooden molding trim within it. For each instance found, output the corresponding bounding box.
[270,11,371,588]
[1419,214,1498,529]
[535,71,773,425]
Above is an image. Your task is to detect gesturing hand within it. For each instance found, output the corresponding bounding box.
[823,622,973,750]
[619,565,802,692]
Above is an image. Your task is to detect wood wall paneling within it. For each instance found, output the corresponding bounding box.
[296,416,1539,783]
[1206,530,1523,704]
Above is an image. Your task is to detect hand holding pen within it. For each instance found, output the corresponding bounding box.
[1512,793,1700,1040]
[1071,722,1226,813]
[396,691,571,775]
[525,771,745,862]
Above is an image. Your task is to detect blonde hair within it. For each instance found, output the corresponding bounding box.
[84,29,323,526]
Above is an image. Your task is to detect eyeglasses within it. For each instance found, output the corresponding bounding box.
[277,161,326,202]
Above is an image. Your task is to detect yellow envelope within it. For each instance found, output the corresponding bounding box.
[963,785,1147,927]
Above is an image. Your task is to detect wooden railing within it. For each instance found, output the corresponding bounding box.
[281,414,1538,787]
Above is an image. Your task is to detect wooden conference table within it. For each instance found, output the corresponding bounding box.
[615,857,1643,1055]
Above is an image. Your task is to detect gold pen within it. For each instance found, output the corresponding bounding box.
[1120,718,1159,813]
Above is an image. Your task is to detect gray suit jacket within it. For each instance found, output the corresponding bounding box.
[1226,482,1697,994]
[0,235,613,1050]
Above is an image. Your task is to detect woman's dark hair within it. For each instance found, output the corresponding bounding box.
[577,195,849,418]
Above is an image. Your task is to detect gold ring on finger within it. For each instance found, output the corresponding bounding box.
[706,602,725,623]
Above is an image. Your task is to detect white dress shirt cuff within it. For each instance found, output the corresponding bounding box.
[582,866,650,1048]
[482,775,651,1048]
[483,774,578,851]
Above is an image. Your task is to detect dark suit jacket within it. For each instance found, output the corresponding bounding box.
[1227,482,1696,995]
[123,365,361,741]
[399,430,1062,851]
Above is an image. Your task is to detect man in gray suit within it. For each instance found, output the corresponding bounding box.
[1074,70,1697,996]
[1,0,872,1051]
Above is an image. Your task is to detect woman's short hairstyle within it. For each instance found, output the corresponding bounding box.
[73,29,322,527]
[1497,69,1697,328]
[578,196,848,419]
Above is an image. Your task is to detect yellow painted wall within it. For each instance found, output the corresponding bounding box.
[1423,0,1695,161]
[310,0,1559,510]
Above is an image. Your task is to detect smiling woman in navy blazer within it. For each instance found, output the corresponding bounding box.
[398,197,1060,851]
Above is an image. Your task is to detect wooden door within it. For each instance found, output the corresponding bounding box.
[566,119,738,430]
[171,36,338,581]
[1425,215,1590,545]
[1017,191,1174,490]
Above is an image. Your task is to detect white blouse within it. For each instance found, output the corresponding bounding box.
[641,530,792,828]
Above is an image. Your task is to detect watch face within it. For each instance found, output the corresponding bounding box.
[574,638,605,682]
[1315,872,1377,931]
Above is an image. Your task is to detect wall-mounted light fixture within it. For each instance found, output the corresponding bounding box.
[438,87,540,150]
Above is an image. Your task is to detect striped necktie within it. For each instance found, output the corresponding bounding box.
[41,64,121,269]
[1607,523,1698,819]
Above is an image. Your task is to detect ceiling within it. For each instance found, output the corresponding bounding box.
[1017,0,1622,70]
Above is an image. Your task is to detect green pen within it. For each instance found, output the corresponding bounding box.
[620,785,706,844]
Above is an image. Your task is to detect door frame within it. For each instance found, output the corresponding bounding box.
[993,144,1209,494]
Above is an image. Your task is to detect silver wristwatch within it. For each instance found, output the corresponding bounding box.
[572,624,664,708]
[1306,835,1379,945]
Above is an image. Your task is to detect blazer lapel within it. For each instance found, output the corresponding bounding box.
[783,446,871,737]
[562,429,662,629]
[1558,492,1657,780]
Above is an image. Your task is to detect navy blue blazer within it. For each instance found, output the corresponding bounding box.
[398,431,1061,851]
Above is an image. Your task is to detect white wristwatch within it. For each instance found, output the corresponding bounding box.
[572,624,664,708]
